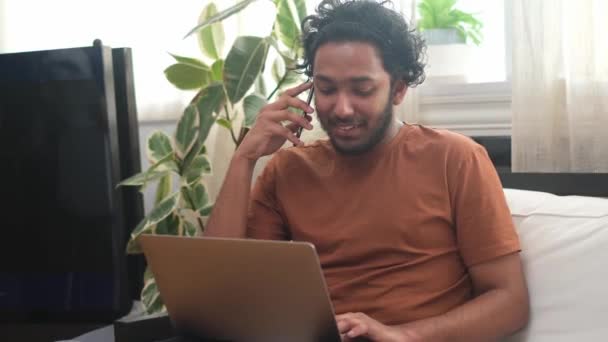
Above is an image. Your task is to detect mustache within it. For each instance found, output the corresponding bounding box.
[326,115,365,126]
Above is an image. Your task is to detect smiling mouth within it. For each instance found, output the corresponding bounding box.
[333,123,363,137]
[337,124,358,130]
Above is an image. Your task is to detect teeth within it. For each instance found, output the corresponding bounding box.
[338,125,355,130]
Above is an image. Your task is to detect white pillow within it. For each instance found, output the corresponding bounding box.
[503,189,608,342]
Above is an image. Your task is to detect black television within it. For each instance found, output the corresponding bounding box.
[0,40,144,323]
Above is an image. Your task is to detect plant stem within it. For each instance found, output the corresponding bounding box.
[223,104,239,145]
[267,71,289,100]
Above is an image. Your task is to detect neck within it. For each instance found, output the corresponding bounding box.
[379,118,403,146]
[336,118,403,159]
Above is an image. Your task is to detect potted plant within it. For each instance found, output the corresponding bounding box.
[416,0,483,82]
[118,0,308,314]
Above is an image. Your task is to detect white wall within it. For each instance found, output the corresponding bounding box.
[0,0,5,51]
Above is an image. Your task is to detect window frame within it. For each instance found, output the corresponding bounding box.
[414,0,513,137]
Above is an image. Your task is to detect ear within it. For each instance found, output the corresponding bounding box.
[391,80,408,105]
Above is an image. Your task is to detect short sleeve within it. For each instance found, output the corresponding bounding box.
[246,155,290,240]
[448,142,520,267]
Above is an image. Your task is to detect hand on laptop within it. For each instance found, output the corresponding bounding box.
[336,312,419,342]
[235,81,314,161]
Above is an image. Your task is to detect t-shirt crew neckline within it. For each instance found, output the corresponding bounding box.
[329,122,411,162]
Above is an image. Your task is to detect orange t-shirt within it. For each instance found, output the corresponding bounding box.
[247,124,520,325]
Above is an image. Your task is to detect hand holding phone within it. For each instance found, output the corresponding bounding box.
[235,81,314,161]
[295,83,314,143]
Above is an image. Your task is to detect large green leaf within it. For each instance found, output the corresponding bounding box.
[126,219,148,254]
[118,169,170,187]
[154,213,181,235]
[147,131,173,163]
[168,53,209,70]
[198,3,225,60]
[184,221,199,237]
[141,278,165,314]
[155,174,173,205]
[293,0,307,25]
[271,57,302,86]
[267,35,294,63]
[183,83,226,168]
[199,204,214,217]
[148,192,180,225]
[129,191,180,249]
[164,63,210,90]
[189,183,209,211]
[243,93,267,127]
[216,117,232,130]
[143,265,154,284]
[126,191,180,254]
[184,154,211,186]
[145,153,178,186]
[211,59,224,82]
[175,104,198,157]
[196,82,225,142]
[224,36,269,104]
[254,74,267,95]
[185,0,259,38]
[273,0,306,51]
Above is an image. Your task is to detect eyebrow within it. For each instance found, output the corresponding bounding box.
[314,74,376,84]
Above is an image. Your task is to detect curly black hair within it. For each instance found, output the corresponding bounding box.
[298,0,426,87]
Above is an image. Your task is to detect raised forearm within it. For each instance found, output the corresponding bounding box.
[204,153,256,238]
[399,288,529,342]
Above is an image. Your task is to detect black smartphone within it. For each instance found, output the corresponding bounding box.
[296,84,315,139]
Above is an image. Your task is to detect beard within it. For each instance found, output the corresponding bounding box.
[319,95,394,156]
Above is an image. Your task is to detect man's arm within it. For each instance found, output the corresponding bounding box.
[399,253,529,341]
[203,82,314,238]
[337,253,529,342]
[203,154,256,238]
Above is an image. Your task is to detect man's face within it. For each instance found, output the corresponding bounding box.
[312,41,401,155]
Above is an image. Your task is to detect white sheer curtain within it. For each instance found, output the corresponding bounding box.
[512,0,608,172]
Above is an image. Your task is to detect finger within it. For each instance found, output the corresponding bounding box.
[285,122,300,133]
[283,95,315,114]
[346,322,369,338]
[267,110,313,131]
[266,92,315,113]
[337,319,353,334]
[269,124,304,147]
[336,317,363,334]
[336,312,357,321]
[281,81,313,98]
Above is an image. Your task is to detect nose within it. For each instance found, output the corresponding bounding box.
[333,92,355,119]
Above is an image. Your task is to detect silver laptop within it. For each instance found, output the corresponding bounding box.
[138,234,342,342]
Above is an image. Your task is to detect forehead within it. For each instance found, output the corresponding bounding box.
[313,41,389,82]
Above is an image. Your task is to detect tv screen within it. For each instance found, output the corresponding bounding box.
[0,43,134,322]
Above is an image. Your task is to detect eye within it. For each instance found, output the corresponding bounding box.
[354,87,374,96]
[317,87,336,95]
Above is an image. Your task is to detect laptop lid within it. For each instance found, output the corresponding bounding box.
[139,235,341,342]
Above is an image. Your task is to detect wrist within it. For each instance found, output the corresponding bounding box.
[395,323,428,342]
[232,149,258,168]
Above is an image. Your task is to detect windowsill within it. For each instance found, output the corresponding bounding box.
[416,80,513,137]
[418,80,512,105]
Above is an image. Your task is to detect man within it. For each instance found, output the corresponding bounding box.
[205,0,529,341]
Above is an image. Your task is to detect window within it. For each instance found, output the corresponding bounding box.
[436,0,509,84]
